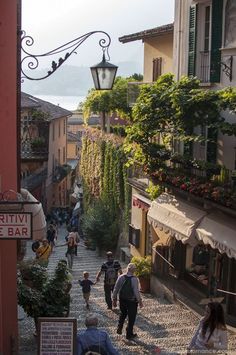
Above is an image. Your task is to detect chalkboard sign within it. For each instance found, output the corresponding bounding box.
[38,317,77,355]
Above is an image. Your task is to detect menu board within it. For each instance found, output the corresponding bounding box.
[38,318,77,355]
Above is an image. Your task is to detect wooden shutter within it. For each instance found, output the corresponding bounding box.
[188,4,198,77]
[210,0,223,83]
[153,57,162,81]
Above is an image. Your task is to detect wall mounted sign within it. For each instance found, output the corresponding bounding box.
[0,212,32,239]
[38,318,77,355]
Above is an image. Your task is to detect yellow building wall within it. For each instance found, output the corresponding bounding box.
[130,188,150,258]
[143,33,173,82]
[67,142,78,159]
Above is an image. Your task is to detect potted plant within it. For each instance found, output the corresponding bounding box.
[131,256,151,293]
[31,137,45,153]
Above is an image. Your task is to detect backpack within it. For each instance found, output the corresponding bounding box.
[82,344,107,355]
[105,262,117,286]
[119,275,135,300]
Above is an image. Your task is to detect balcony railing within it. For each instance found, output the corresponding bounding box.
[21,140,48,159]
[21,168,48,191]
[199,51,210,83]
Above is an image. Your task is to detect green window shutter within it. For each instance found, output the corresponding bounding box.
[210,0,223,83]
[188,5,198,77]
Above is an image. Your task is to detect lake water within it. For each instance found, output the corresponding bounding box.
[35,95,86,111]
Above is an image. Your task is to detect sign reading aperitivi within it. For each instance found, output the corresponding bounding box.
[0,212,32,239]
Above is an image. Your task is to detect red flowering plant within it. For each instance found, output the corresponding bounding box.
[150,166,236,210]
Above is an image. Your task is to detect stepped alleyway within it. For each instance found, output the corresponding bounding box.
[18,225,236,354]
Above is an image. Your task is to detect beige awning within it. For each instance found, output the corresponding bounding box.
[147,193,207,246]
[21,189,46,240]
[196,212,236,259]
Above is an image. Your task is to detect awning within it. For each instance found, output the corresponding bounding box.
[21,189,46,240]
[133,193,151,211]
[196,212,236,259]
[147,193,207,246]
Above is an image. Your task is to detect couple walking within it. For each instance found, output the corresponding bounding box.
[96,251,143,340]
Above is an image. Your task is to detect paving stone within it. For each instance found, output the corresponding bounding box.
[18,225,236,354]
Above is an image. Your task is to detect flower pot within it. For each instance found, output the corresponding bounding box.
[139,276,150,293]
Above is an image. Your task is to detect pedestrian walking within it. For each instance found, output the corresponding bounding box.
[96,251,122,310]
[35,239,51,267]
[77,313,119,355]
[112,263,143,340]
[46,224,56,252]
[79,271,96,310]
[69,227,80,256]
[187,302,228,353]
[65,234,77,270]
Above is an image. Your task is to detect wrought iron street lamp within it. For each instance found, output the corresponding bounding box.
[21,30,118,90]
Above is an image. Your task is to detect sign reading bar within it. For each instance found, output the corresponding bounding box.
[38,318,77,355]
[0,212,32,239]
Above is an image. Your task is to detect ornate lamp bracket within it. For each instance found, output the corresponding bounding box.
[220,55,233,82]
[21,30,111,82]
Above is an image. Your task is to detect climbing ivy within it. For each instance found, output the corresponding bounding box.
[80,128,131,251]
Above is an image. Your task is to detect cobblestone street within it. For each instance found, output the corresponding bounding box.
[18,226,236,354]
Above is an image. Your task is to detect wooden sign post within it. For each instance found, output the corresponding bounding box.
[38,318,77,355]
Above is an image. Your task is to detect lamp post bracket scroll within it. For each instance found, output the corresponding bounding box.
[21,30,118,90]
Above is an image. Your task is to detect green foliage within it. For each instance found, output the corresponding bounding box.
[125,74,236,172]
[17,259,72,319]
[80,129,131,251]
[129,73,143,81]
[82,199,119,252]
[82,76,142,128]
[145,182,163,200]
[131,256,152,278]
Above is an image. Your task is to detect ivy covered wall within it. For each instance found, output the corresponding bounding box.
[79,128,131,251]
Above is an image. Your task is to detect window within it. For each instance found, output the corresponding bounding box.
[204,6,211,51]
[52,123,55,141]
[153,57,162,81]
[206,127,217,164]
[129,225,140,248]
[58,149,61,165]
[58,122,61,138]
[63,147,66,163]
[224,0,236,48]
[199,4,212,82]
[63,119,66,135]
[188,0,224,83]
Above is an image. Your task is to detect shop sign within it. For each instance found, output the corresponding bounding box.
[38,318,77,355]
[0,212,32,239]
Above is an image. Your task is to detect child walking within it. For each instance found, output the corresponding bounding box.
[79,271,96,309]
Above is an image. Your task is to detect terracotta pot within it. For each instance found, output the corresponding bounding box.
[139,276,150,293]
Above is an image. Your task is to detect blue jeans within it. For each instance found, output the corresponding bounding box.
[67,253,74,269]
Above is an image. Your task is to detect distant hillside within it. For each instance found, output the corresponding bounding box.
[21,62,142,96]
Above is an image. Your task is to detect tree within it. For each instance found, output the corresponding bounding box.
[82,199,119,253]
[124,74,236,172]
[82,76,140,131]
